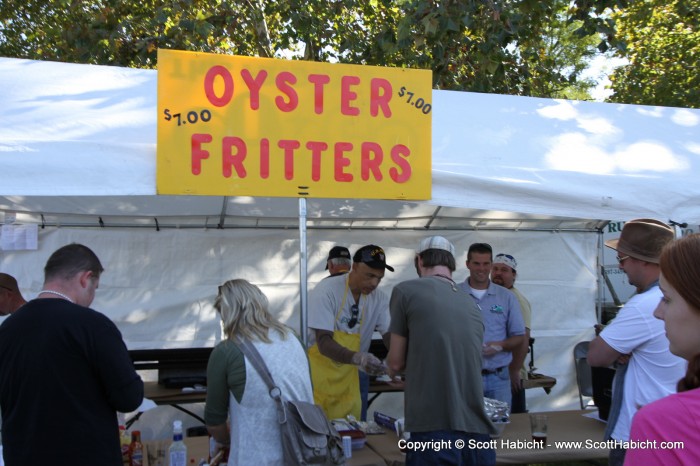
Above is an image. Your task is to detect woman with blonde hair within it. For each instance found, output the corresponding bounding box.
[625,234,700,465]
[205,279,313,465]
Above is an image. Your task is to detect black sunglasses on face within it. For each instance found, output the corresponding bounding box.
[348,304,359,328]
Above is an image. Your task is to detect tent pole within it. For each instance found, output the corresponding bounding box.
[299,198,309,347]
[596,230,605,324]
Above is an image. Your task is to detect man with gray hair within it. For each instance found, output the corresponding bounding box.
[324,245,351,277]
[0,273,27,316]
[308,244,393,421]
[388,236,495,465]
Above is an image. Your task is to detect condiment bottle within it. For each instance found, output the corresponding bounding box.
[129,430,144,466]
[119,424,131,466]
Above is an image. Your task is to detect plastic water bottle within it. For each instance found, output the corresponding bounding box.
[169,420,188,466]
[342,435,352,458]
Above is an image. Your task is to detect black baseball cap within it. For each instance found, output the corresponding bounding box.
[353,245,394,272]
[325,246,351,269]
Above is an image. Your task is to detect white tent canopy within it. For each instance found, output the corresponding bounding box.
[1,57,699,416]
[2,57,699,227]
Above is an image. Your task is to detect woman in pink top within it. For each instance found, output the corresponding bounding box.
[625,234,700,465]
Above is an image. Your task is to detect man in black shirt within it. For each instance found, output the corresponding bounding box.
[0,243,143,466]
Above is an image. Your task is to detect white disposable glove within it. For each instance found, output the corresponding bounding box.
[351,352,386,376]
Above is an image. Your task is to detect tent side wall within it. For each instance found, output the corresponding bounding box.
[0,226,598,415]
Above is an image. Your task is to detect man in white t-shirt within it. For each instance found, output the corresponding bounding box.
[588,219,686,466]
[307,244,393,420]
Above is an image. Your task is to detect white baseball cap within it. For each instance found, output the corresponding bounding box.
[417,236,455,256]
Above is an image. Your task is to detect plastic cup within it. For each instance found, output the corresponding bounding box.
[529,414,548,448]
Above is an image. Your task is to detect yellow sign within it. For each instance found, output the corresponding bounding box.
[157,49,432,199]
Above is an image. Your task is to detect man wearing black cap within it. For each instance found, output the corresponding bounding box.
[588,219,686,466]
[325,245,351,277]
[308,244,393,421]
[0,273,27,316]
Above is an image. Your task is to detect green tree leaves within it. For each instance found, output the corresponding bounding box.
[608,1,699,108]
[2,0,693,105]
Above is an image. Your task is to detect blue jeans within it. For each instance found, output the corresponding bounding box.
[406,431,495,466]
[359,370,369,421]
[482,369,512,410]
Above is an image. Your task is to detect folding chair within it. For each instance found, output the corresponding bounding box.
[573,341,595,409]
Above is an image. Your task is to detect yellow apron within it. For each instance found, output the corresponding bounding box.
[308,278,366,420]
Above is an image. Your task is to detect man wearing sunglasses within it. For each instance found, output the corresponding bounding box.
[0,273,27,316]
[588,219,685,466]
[459,242,526,410]
[308,244,394,421]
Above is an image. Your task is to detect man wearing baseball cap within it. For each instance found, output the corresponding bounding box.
[308,244,393,420]
[388,236,496,465]
[0,273,27,316]
[491,254,531,414]
[324,245,351,277]
[588,219,686,466]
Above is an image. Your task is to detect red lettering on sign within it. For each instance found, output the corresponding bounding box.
[370,78,392,118]
[276,72,298,112]
[389,144,411,183]
[308,74,331,115]
[278,139,301,180]
[188,134,415,188]
[241,69,268,110]
[259,138,270,179]
[191,133,213,175]
[204,66,234,107]
[201,66,402,118]
[360,142,383,181]
[334,142,354,181]
[306,141,329,181]
[222,136,247,178]
[340,76,360,116]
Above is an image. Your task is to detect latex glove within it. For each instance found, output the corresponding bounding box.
[351,352,385,376]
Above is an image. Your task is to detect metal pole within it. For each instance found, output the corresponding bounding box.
[596,230,605,324]
[299,198,308,347]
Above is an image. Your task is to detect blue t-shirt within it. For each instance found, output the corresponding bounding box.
[458,280,525,370]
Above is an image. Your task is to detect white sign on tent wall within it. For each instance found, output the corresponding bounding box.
[0,224,38,251]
